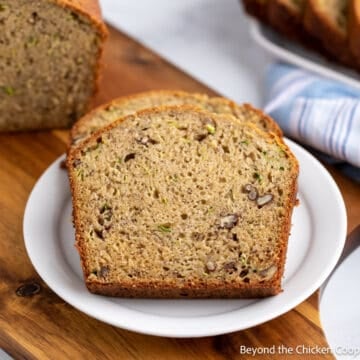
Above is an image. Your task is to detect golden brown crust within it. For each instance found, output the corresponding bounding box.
[86,281,280,298]
[268,0,327,56]
[67,105,298,298]
[211,99,283,136]
[54,0,108,37]
[242,0,269,22]
[271,134,299,294]
[54,0,108,114]
[243,0,360,71]
[304,0,344,44]
[348,0,360,64]
[241,103,282,137]
[269,0,304,39]
[69,90,282,146]
[69,90,206,144]
[303,0,356,68]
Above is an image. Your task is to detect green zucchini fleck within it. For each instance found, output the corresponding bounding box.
[157,224,171,233]
[206,124,216,134]
[2,86,15,96]
[253,172,262,183]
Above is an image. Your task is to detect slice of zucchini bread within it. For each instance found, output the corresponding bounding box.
[70,90,282,146]
[304,0,355,67]
[0,0,107,131]
[67,106,299,298]
[268,0,327,55]
[268,0,306,38]
[242,0,269,22]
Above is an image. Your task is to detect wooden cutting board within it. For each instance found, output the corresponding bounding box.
[0,26,359,360]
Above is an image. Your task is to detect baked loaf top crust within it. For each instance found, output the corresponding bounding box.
[67,106,299,298]
[304,0,353,66]
[242,0,360,70]
[56,0,108,36]
[269,0,306,33]
[70,90,282,146]
[243,0,270,22]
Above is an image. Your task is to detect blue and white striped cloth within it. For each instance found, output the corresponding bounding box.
[264,63,360,181]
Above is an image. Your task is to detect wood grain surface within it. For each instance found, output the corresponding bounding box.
[0,26,359,360]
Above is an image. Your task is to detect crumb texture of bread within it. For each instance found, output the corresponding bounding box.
[67,106,299,298]
[0,0,107,131]
[70,90,282,146]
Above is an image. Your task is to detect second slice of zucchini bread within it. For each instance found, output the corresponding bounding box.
[67,106,299,298]
[70,90,282,146]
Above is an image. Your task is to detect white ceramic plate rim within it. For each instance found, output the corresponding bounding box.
[250,21,360,90]
[319,246,360,358]
[23,139,347,338]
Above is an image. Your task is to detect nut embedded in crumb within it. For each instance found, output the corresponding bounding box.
[136,135,158,146]
[243,183,258,201]
[259,265,277,279]
[219,214,239,229]
[99,265,110,278]
[72,159,82,168]
[223,261,237,272]
[256,194,274,207]
[206,261,216,272]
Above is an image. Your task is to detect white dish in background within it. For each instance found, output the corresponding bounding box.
[100,0,273,107]
[23,139,347,338]
[320,246,360,359]
[250,21,360,89]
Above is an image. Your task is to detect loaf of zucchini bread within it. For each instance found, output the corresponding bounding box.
[242,0,360,71]
[304,0,355,67]
[70,90,282,146]
[268,0,306,39]
[0,0,107,131]
[67,106,299,298]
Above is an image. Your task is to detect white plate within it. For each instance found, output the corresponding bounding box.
[320,247,360,359]
[23,139,347,338]
[250,21,360,89]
